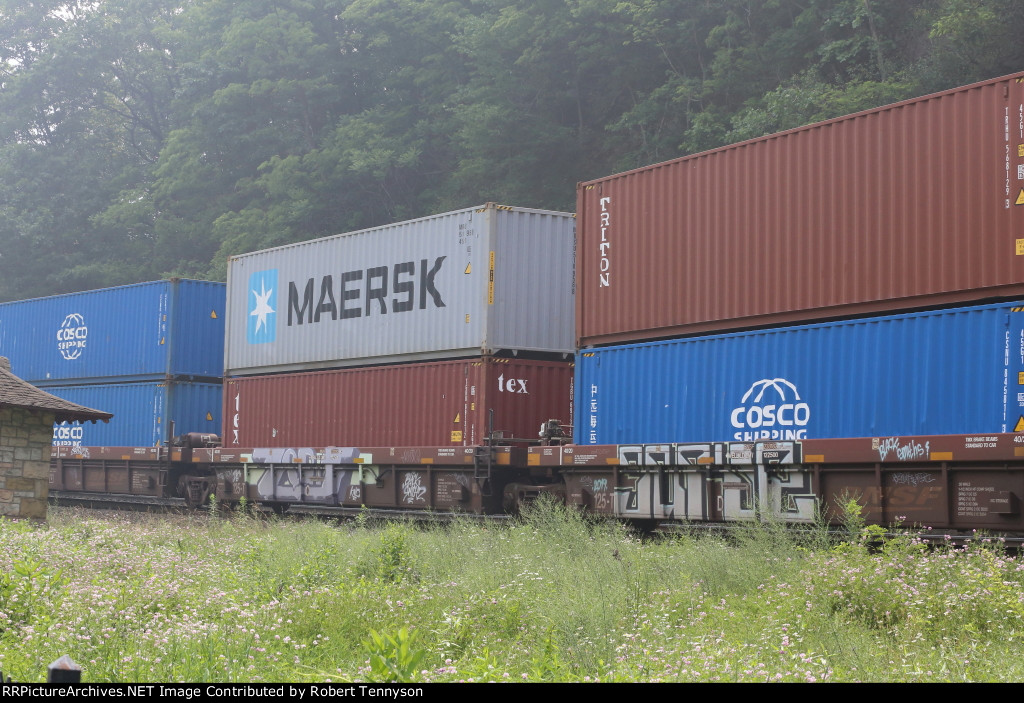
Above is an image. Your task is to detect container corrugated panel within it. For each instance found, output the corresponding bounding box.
[0,279,225,384]
[577,72,1024,347]
[224,204,575,375]
[577,301,1024,445]
[223,357,573,447]
[48,381,222,447]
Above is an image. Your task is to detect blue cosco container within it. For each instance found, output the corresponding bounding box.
[48,381,222,447]
[577,301,1024,444]
[0,279,225,384]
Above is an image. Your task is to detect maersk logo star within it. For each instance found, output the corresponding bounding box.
[251,281,274,333]
[246,269,278,344]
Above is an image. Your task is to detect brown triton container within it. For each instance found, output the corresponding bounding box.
[577,72,1024,346]
[223,357,573,448]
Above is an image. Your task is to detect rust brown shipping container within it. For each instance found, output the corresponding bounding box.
[577,72,1024,346]
[223,357,573,448]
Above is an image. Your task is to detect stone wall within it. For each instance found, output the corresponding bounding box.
[0,407,55,520]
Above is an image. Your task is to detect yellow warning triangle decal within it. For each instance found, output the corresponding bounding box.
[159,337,165,345]
[206,412,213,421]
[454,413,461,424]
[464,263,472,274]
[211,310,218,319]
[1016,189,1024,206]
[1015,416,1024,432]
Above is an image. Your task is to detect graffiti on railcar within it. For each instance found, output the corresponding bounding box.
[766,468,816,522]
[724,471,755,513]
[821,470,946,526]
[875,437,929,462]
[401,472,428,504]
[618,473,641,512]
[890,472,937,486]
[587,476,611,510]
[337,465,381,505]
[676,443,725,465]
[562,473,615,513]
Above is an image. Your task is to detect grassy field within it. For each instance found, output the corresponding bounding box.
[1,500,1023,683]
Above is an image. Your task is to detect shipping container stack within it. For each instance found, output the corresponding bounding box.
[575,72,1024,445]
[0,280,226,447]
[222,203,576,448]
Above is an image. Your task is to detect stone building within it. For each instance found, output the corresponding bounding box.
[0,357,111,519]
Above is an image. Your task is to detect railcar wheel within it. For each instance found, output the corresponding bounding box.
[178,475,214,508]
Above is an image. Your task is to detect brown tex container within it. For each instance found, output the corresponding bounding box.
[223,357,574,448]
[577,72,1024,347]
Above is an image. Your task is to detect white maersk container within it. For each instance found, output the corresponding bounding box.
[225,204,575,375]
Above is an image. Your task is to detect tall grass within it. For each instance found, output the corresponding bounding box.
[0,503,1022,682]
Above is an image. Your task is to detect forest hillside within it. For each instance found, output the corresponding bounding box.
[1,0,1021,300]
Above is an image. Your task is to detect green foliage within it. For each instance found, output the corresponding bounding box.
[362,627,426,682]
[832,492,889,551]
[726,74,914,142]
[811,534,1024,665]
[363,521,418,584]
[527,626,569,681]
[5,506,1024,681]
[0,556,68,631]
[0,0,1018,297]
[239,519,349,596]
[837,492,867,536]
[922,0,1024,89]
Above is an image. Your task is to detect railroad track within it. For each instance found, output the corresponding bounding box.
[47,490,512,523]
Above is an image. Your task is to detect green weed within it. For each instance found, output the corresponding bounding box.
[0,505,1021,682]
[363,627,425,682]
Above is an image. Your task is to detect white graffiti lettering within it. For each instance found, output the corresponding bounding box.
[591,477,610,510]
[402,473,427,504]
[890,472,937,486]
[876,437,930,462]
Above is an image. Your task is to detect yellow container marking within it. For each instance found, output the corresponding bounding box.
[488,251,495,304]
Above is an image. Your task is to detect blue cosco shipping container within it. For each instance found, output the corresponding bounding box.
[0,279,225,385]
[48,381,222,447]
[577,301,1024,445]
